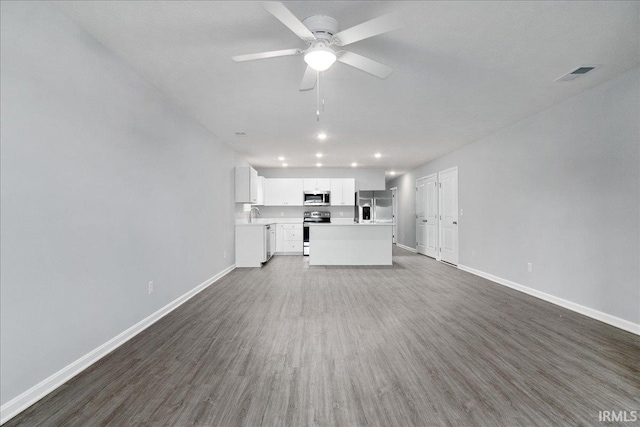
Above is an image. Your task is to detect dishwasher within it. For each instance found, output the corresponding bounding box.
[264,225,275,262]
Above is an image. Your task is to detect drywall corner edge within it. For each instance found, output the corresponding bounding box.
[0,264,237,425]
[457,264,640,336]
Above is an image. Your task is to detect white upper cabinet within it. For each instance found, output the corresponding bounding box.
[264,177,354,206]
[330,179,343,204]
[235,166,258,204]
[265,178,303,206]
[254,176,266,205]
[303,178,331,192]
[342,178,355,205]
[330,178,356,206]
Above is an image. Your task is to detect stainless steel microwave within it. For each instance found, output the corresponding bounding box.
[303,191,330,206]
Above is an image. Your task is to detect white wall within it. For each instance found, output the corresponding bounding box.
[388,68,640,325]
[0,2,244,406]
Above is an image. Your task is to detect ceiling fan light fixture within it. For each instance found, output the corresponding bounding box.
[304,46,337,72]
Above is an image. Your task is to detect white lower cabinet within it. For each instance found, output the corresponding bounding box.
[236,224,275,267]
[276,224,285,253]
[276,223,303,255]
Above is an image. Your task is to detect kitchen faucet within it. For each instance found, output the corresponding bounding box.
[248,206,260,223]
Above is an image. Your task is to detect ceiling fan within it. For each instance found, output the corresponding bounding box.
[232,2,402,91]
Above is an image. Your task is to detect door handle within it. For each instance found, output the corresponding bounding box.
[422,220,428,222]
[453,221,457,225]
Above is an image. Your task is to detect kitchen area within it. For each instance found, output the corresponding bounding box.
[234,166,394,267]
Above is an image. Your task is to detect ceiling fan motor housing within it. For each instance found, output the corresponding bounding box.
[302,15,340,42]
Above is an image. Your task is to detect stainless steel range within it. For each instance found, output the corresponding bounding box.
[303,211,331,256]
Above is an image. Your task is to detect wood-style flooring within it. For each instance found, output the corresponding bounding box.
[6,247,640,426]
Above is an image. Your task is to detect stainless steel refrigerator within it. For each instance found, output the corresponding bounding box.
[354,190,393,223]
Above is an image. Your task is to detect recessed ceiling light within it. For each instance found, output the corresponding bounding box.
[282,163,288,167]
[351,162,358,167]
[389,171,396,176]
[278,156,285,161]
[374,153,382,158]
[317,132,327,140]
[316,163,322,167]
[316,153,323,158]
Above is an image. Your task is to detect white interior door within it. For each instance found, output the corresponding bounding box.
[415,179,426,254]
[439,167,458,265]
[424,174,438,258]
[391,187,397,244]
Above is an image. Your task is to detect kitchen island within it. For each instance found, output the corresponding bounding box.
[307,223,394,266]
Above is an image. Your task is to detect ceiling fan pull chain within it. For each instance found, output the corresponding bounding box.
[321,71,325,112]
[316,71,320,121]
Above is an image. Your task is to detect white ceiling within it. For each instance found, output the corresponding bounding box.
[56,1,639,176]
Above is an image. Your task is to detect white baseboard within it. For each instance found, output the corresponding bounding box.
[457,264,640,336]
[396,243,418,253]
[0,264,236,425]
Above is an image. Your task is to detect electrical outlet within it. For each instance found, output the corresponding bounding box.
[527,263,533,273]
[340,211,344,216]
[460,209,464,216]
[224,250,227,259]
[148,281,154,294]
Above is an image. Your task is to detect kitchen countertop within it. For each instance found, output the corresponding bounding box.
[305,222,395,226]
[235,218,391,226]
[235,218,302,225]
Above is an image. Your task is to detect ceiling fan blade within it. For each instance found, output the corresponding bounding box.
[299,66,317,91]
[232,48,301,62]
[337,51,394,79]
[332,13,402,47]
[263,2,316,42]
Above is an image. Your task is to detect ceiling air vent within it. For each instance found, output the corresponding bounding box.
[555,65,598,82]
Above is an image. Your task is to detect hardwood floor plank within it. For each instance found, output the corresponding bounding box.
[6,246,639,426]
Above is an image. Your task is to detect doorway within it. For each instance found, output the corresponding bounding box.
[390,187,397,244]
[416,174,438,258]
[438,167,458,265]
[415,167,458,265]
